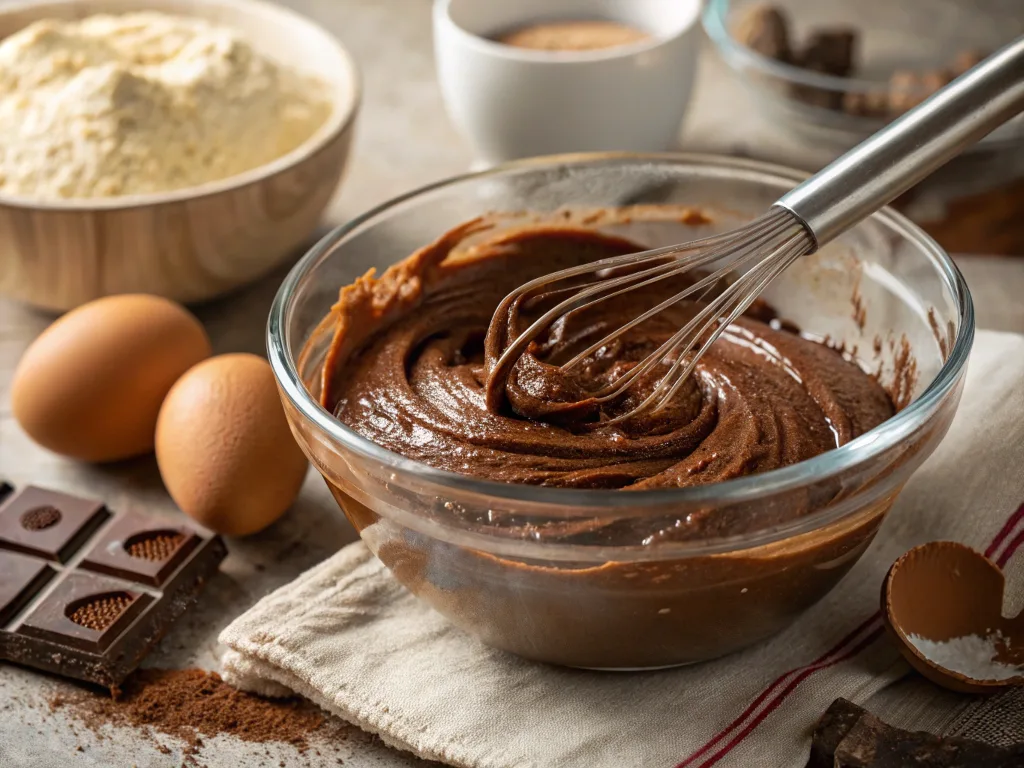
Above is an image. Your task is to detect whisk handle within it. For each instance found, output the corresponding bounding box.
[775,36,1024,248]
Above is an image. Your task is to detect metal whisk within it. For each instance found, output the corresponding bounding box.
[486,37,1024,424]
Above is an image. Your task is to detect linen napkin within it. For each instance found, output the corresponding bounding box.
[220,329,1024,768]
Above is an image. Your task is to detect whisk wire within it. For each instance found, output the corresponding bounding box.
[609,231,809,424]
[559,211,798,372]
[485,207,815,420]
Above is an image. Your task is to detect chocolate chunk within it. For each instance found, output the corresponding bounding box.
[0,486,226,689]
[808,698,1024,767]
[841,90,890,119]
[81,512,200,586]
[0,551,55,625]
[888,70,952,115]
[799,29,857,77]
[0,486,109,562]
[733,3,792,62]
[786,28,858,111]
[773,17,988,120]
[808,698,868,768]
[18,574,154,653]
[0,481,12,503]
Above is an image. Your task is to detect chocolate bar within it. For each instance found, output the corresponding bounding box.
[807,698,865,768]
[808,699,1024,768]
[0,485,226,690]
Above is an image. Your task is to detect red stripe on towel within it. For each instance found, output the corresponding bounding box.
[986,502,1024,560]
[674,614,883,768]
[676,499,1024,768]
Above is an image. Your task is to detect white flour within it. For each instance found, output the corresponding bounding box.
[0,12,330,198]
[908,631,1023,681]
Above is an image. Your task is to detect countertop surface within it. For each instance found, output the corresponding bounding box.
[1,1,1022,766]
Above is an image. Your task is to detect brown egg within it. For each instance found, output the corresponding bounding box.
[11,294,211,462]
[155,353,308,536]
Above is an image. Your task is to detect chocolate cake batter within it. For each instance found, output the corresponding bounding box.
[315,214,907,668]
[321,221,893,493]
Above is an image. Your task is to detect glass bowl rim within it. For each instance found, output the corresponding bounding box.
[703,0,1024,149]
[702,0,1014,95]
[267,151,975,513]
[703,0,894,93]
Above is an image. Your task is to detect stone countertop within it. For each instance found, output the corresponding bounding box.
[1,1,1022,767]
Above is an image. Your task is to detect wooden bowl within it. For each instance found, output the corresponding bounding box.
[0,0,359,311]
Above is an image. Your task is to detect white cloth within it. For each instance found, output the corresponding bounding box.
[220,330,1024,768]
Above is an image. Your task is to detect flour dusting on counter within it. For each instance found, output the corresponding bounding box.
[0,12,330,198]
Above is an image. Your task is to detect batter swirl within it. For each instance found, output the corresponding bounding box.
[320,220,894,491]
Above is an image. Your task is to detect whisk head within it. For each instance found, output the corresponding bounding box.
[484,206,816,426]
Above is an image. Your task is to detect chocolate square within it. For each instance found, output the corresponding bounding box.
[81,512,200,586]
[17,572,153,653]
[0,483,227,689]
[0,551,55,625]
[0,486,110,562]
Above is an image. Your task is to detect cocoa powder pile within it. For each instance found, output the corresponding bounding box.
[50,668,325,758]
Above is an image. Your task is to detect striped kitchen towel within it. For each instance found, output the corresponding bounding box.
[220,330,1024,768]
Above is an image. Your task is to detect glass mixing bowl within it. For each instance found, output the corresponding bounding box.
[703,0,1024,153]
[268,154,974,670]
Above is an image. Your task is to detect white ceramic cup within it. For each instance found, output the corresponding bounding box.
[433,0,702,166]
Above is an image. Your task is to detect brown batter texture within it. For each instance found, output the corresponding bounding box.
[316,216,908,667]
[321,222,893,493]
